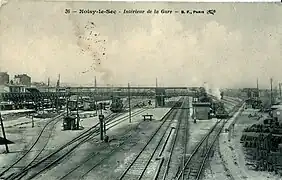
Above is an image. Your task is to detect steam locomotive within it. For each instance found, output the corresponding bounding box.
[213,101,229,119]
[110,97,123,113]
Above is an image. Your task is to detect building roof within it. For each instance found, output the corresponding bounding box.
[15,74,30,78]
[1,84,26,87]
[192,102,211,107]
[271,105,282,110]
[26,88,40,93]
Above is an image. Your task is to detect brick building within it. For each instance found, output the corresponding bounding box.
[14,74,31,86]
[0,72,9,85]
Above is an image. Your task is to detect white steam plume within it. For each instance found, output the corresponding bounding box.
[67,2,114,85]
[203,82,221,100]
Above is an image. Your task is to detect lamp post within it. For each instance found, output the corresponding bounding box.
[128,83,131,123]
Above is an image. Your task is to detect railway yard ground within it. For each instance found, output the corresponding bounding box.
[203,108,281,180]
[0,95,280,180]
[0,97,171,179]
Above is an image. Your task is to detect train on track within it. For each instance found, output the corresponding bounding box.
[212,101,229,118]
[67,96,111,111]
[110,97,123,113]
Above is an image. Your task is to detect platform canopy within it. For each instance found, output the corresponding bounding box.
[26,88,40,93]
[192,102,211,107]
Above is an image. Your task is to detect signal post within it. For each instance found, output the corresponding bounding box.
[99,114,104,141]
[99,103,108,142]
[99,103,104,141]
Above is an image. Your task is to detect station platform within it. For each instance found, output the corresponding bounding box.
[224,103,245,132]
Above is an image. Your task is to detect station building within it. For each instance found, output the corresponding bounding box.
[192,102,211,120]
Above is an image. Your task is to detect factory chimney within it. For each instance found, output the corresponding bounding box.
[47,77,50,86]
[56,74,60,88]
[94,76,97,89]
[47,77,50,92]
[156,77,158,88]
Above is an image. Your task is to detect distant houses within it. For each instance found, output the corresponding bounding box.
[0,72,32,93]
[14,74,31,86]
[0,72,9,85]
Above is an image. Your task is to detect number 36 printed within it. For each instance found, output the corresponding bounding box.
[65,9,71,14]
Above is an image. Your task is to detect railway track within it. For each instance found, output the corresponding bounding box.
[0,112,66,179]
[106,108,147,129]
[6,106,150,180]
[117,97,184,180]
[175,119,224,180]
[174,101,243,180]
[58,108,150,180]
[179,97,190,180]
[153,97,189,180]
[3,113,116,180]
[58,99,184,180]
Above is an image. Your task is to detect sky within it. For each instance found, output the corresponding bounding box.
[0,1,281,88]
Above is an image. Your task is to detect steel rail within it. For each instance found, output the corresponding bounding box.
[0,112,66,178]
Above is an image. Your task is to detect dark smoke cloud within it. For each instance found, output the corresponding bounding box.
[67,2,114,85]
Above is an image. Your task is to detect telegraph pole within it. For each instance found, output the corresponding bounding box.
[270,78,273,106]
[94,76,98,116]
[99,103,104,141]
[56,74,60,111]
[76,88,79,130]
[47,77,50,92]
[128,83,132,123]
[0,94,9,153]
[256,78,259,100]
[0,114,9,153]
[66,96,69,116]
[155,78,158,108]
[279,83,281,99]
